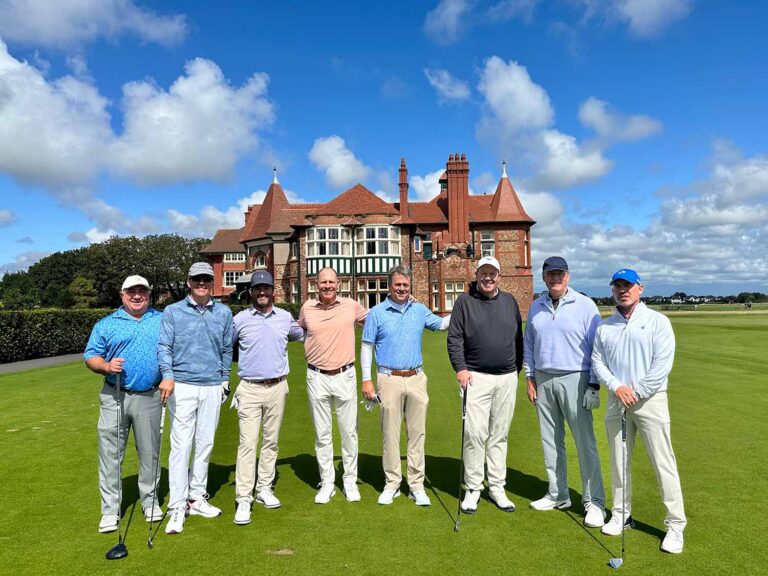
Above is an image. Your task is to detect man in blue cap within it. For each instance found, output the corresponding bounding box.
[231,270,305,525]
[591,268,687,554]
[524,256,605,527]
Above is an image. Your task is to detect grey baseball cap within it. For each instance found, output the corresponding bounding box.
[188,262,214,277]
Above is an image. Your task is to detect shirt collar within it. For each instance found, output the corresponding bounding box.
[250,306,276,318]
[385,297,410,313]
[116,306,157,320]
[186,295,214,308]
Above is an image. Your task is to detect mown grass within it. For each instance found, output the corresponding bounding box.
[1,315,766,575]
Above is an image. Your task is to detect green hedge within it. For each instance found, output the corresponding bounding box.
[0,301,302,364]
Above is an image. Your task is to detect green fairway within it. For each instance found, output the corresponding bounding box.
[1,315,766,575]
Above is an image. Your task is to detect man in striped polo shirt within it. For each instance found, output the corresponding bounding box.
[524,256,605,527]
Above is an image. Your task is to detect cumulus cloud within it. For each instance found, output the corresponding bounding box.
[0,250,49,275]
[614,0,694,38]
[410,169,445,201]
[111,59,274,185]
[529,129,614,189]
[0,209,16,227]
[424,0,471,45]
[486,0,540,22]
[309,136,372,189]
[579,97,663,143]
[0,0,188,49]
[424,68,471,102]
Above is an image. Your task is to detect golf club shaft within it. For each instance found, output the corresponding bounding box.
[621,407,627,561]
[115,371,124,545]
[455,390,468,530]
[147,403,166,547]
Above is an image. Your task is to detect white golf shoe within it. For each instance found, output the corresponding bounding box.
[408,490,431,507]
[315,484,336,504]
[256,489,281,509]
[233,501,252,525]
[165,507,186,534]
[343,483,361,502]
[461,489,481,514]
[488,487,515,512]
[188,496,222,518]
[660,526,684,554]
[584,502,606,528]
[602,513,634,536]
[98,514,119,533]
[377,488,401,505]
[529,494,572,511]
[143,505,163,523]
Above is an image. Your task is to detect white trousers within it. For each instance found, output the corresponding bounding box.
[605,392,687,530]
[463,371,517,491]
[306,368,358,487]
[167,382,222,510]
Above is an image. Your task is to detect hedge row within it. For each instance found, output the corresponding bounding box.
[0,302,302,364]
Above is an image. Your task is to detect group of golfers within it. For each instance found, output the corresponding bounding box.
[84,255,686,555]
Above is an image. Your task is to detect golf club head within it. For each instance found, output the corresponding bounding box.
[608,557,623,569]
[453,522,460,532]
[105,542,128,560]
[147,538,154,549]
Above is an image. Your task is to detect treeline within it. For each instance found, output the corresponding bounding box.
[0,235,210,310]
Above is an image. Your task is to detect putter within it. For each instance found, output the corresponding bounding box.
[454,390,468,532]
[147,403,166,549]
[106,372,128,561]
[609,408,628,569]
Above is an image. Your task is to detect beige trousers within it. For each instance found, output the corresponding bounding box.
[378,371,429,491]
[235,379,289,502]
[463,371,518,491]
[605,392,687,530]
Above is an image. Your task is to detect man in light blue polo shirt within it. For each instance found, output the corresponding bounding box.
[361,265,449,506]
[523,256,605,528]
[84,275,163,534]
[231,270,305,525]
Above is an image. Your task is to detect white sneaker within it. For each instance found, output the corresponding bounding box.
[344,483,361,502]
[530,494,572,511]
[488,487,515,512]
[409,489,431,506]
[660,526,684,554]
[144,505,163,523]
[233,501,251,525]
[98,514,119,533]
[188,496,222,518]
[165,507,186,534]
[584,502,606,528]
[602,513,634,536]
[315,484,336,504]
[377,488,401,505]
[256,489,281,509]
[461,489,481,514]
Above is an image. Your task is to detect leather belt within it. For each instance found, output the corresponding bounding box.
[105,381,159,394]
[308,363,354,376]
[243,376,286,386]
[379,366,422,377]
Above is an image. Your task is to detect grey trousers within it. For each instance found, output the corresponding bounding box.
[97,383,162,515]
[535,370,605,506]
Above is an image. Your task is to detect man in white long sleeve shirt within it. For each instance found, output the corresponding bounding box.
[591,268,686,555]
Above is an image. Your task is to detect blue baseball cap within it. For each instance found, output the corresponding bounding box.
[542,256,568,272]
[610,268,641,286]
[250,270,274,287]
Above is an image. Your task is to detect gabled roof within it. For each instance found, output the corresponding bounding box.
[200,228,244,253]
[489,174,535,223]
[313,184,396,216]
[241,181,292,241]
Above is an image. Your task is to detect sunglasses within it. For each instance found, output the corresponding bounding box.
[190,275,214,283]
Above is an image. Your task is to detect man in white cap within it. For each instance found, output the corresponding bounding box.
[592,268,687,554]
[232,270,305,525]
[84,275,163,533]
[447,256,523,514]
[158,262,233,535]
[524,256,605,527]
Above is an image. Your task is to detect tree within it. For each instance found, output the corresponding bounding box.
[67,276,98,308]
[0,271,40,309]
[137,235,212,302]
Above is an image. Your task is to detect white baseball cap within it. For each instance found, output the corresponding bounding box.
[121,275,150,291]
[476,256,501,272]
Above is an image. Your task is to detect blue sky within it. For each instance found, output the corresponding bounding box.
[0,0,766,296]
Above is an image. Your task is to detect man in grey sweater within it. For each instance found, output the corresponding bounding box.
[447,256,523,514]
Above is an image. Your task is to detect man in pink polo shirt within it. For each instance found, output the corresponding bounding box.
[298,267,367,504]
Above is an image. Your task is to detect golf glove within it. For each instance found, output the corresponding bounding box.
[583,387,600,410]
[221,381,230,405]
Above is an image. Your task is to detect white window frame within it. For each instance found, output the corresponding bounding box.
[223,271,239,288]
[356,277,389,308]
[414,236,422,253]
[306,226,351,257]
[432,282,439,311]
[224,252,246,262]
[444,281,465,311]
[423,233,433,259]
[355,226,400,256]
[254,253,267,269]
[480,230,495,258]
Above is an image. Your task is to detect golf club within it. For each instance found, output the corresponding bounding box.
[609,407,628,569]
[106,372,128,561]
[454,390,468,532]
[147,402,166,549]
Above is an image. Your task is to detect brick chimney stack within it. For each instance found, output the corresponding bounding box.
[446,153,469,243]
[399,157,409,218]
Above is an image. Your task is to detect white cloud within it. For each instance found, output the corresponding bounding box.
[530,129,613,189]
[424,0,471,45]
[0,209,16,227]
[0,0,188,48]
[615,0,693,38]
[486,0,540,22]
[0,250,49,275]
[111,59,274,186]
[410,169,446,201]
[424,68,471,102]
[380,76,408,99]
[579,97,662,143]
[309,136,371,189]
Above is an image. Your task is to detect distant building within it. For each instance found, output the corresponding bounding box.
[201,154,536,315]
